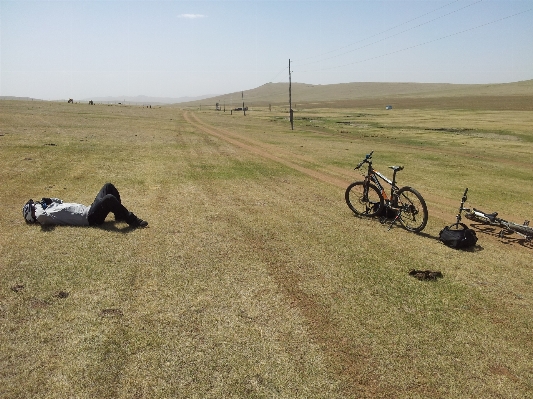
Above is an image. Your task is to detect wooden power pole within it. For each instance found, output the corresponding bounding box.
[289,59,293,130]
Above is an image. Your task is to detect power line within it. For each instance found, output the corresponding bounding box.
[219,6,531,103]
[216,87,289,103]
[295,0,464,63]
[296,0,484,68]
[268,65,289,83]
[297,7,533,74]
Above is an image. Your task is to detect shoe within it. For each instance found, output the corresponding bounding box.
[127,213,148,228]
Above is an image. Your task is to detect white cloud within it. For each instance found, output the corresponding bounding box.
[178,14,206,19]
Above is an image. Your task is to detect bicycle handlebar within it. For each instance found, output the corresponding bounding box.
[354,151,374,170]
[461,188,468,203]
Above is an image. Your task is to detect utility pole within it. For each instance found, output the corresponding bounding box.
[289,59,293,130]
[242,91,246,116]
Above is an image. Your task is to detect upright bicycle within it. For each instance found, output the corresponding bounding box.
[345,151,428,232]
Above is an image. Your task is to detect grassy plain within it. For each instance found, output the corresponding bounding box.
[1,98,533,398]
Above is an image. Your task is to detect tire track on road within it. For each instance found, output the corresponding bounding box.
[184,110,379,397]
[183,111,349,189]
[183,112,454,222]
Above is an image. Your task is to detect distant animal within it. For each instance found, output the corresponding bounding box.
[68,99,73,104]
[89,100,94,105]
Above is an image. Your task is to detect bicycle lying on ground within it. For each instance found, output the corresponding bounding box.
[345,151,428,232]
[457,188,533,242]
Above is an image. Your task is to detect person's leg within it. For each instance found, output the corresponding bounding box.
[88,185,148,228]
[87,194,130,226]
[90,183,127,221]
[92,183,121,205]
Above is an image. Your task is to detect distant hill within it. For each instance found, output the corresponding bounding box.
[3,79,532,109]
[1,94,218,104]
[0,96,40,101]
[177,80,533,109]
[80,94,219,105]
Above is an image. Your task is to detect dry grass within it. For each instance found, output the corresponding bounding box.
[1,99,533,398]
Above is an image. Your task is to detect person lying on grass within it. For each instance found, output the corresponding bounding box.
[22,183,148,228]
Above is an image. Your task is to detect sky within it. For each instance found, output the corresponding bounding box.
[1,0,532,100]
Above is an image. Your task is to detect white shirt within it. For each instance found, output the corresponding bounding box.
[34,199,90,226]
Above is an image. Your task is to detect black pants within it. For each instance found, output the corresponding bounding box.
[87,183,131,226]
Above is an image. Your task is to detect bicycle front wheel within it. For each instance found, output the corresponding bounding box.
[396,187,428,232]
[345,181,384,217]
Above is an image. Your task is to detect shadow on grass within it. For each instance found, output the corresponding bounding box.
[350,213,441,240]
[350,214,487,251]
[39,221,142,233]
[97,221,142,233]
[412,230,439,241]
[468,223,531,250]
[460,244,484,252]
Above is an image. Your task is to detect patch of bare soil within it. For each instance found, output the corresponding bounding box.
[30,298,51,309]
[489,364,519,382]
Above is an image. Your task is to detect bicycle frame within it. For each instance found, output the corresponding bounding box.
[363,161,401,204]
[347,151,428,232]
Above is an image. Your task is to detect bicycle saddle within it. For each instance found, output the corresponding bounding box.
[389,165,404,171]
[473,208,498,222]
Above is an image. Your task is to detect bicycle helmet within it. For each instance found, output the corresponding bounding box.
[23,199,37,223]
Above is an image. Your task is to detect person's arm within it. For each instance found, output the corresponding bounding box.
[41,198,63,206]
[34,201,59,224]
[35,212,57,225]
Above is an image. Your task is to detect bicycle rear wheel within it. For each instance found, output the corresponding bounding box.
[396,187,428,232]
[345,181,384,217]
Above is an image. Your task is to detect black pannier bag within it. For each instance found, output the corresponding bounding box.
[439,223,478,249]
[373,201,399,219]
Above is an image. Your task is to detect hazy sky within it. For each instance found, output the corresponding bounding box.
[1,0,532,100]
